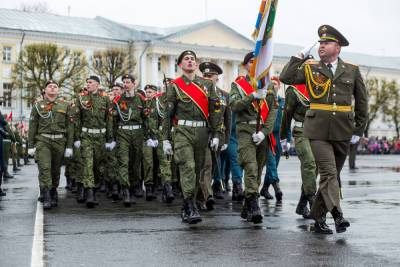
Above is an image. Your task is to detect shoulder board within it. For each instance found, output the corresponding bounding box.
[305,60,319,65]
[99,91,108,97]
[344,61,358,67]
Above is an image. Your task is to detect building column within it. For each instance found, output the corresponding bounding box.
[168,55,176,78]
[217,59,225,88]
[140,52,147,89]
[151,54,159,86]
[232,60,239,80]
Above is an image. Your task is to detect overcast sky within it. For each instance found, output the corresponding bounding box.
[1,0,399,57]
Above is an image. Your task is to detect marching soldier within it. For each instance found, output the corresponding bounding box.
[229,51,278,224]
[113,74,148,207]
[0,111,14,196]
[75,76,114,208]
[2,114,15,179]
[279,25,368,233]
[280,83,317,219]
[142,84,175,203]
[162,50,221,224]
[27,80,74,209]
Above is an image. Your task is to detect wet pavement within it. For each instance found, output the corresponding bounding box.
[1,155,399,266]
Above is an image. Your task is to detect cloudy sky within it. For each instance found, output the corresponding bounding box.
[1,0,399,57]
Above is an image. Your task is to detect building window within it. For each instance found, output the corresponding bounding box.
[3,46,12,62]
[175,59,178,73]
[1,83,12,107]
[158,57,161,71]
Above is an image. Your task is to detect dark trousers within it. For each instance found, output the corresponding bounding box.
[348,143,357,169]
[309,140,349,222]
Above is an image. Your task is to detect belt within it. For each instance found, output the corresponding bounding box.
[293,121,304,128]
[82,127,106,134]
[3,139,11,143]
[310,103,352,112]
[41,133,64,139]
[119,125,141,130]
[240,120,258,125]
[177,120,207,127]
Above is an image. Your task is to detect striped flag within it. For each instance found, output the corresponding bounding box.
[250,0,279,89]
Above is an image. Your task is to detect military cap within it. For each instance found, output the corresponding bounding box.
[318,25,349,47]
[199,62,223,75]
[177,50,197,64]
[121,74,135,82]
[144,84,158,91]
[86,75,100,83]
[242,51,255,65]
[45,80,58,87]
[112,82,123,90]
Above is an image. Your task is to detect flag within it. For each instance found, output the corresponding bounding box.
[6,112,12,122]
[250,0,279,89]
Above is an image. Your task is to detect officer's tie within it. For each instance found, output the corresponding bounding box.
[327,63,334,78]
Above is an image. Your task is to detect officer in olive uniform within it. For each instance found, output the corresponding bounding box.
[113,74,149,207]
[280,83,317,219]
[279,25,368,234]
[230,52,278,224]
[28,80,74,209]
[0,111,14,196]
[75,76,114,208]
[162,50,221,224]
[142,84,175,203]
[2,115,15,179]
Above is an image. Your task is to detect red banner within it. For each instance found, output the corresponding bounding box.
[292,84,310,101]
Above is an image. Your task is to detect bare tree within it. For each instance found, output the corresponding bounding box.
[382,80,400,138]
[12,43,87,103]
[19,2,52,13]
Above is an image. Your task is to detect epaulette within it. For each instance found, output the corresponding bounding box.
[305,60,319,65]
[235,75,246,81]
[80,91,88,96]
[99,91,108,97]
[344,61,358,67]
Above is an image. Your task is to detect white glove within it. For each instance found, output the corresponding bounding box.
[297,41,318,59]
[252,131,266,146]
[146,139,159,148]
[286,142,291,151]
[64,148,73,158]
[220,144,228,151]
[152,139,159,147]
[74,140,81,149]
[22,144,26,148]
[210,138,220,152]
[350,135,360,144]
[163,140,173,155]
[28,148,36,156]
[105,141,116,151]
[251,89,267,100]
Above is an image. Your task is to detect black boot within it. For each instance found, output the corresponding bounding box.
[3,171,14,179]
[232,182,244,201]
[187,198,202,224]
[111,183,120,201]
[181,199,190,223]
[86,188,96,208]
[314,220,333,234]
[205,195,215,211]
[71,179,77,193]
[43,189,52,210]
[50,187,58,207]
[212,181,224,199]
[134,184,144,198]
[13,166,21,172]
[99,180,107,193]
[145,185,154,201]
[0,188,6,197]
[249,195,263,224]
[162,183,175,203]
[77,184,86,203]
[331,207,350,233]
[272,182,283,202]
[171,181,180,197]
[122,187,131,207]
[224,179,231,192]
[65,177,71,191]
[296,190,311,219]
[38,188,44,202]
[241,197,250,220]
[260,183,273,200]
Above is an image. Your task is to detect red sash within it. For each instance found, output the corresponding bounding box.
[173,77,209,119]
[292,84,309,101]
[234,76,269,123]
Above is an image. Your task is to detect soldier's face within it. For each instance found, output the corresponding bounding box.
[180,55,197,73]
[86,79,99,92]
[145,89,156,98]
[108,91,115,101]
[271,79,280,91]
[112,86,122,96]
[123,79,135,91]
[45,83,59,98]
[203,73,218,84]
[318,41,341,60]
[245,58,255,73]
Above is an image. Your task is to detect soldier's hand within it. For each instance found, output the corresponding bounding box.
[146,139,158,148]
[297,41,318,59]
[28,148,36,156]
[105,141,116,151]
[210,138,220,152]
[74,140,81,149]
[252,131,265,146]
[163,140,173,155]
[252,89,267,100]
[64,148,73,158]
[350,135,360,144]
[220,144,228,151]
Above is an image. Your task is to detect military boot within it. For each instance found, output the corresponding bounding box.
[86,188,96,208]
[145,185,155,201]
[212,181,224,199]
[162,183,175,203]
[187,198,202,224]
[314,220,333,234]
[224,179,231,192]
[111,183,120,201]
[171,181,181,197]
[331,207,350,233]
[38,188,44,202]
[232,182,244,201]
[296,190,311,219]
[71,179,77,193]
[205,195,215,211]
[249,196,263,224]
[99,180,107,193]
[260,183,273,200]
[43,189,52,210]
[77,184,86,203]
[17,159,22,167]
[181,199,190,223]
[50,187,58,207]
[65,177,72,191]
[4,171,14,179]
[272,182,283,202]
[134,184,144,198]
[122,187,131,207]
[13,166,21,172]
[241,197,250,220]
